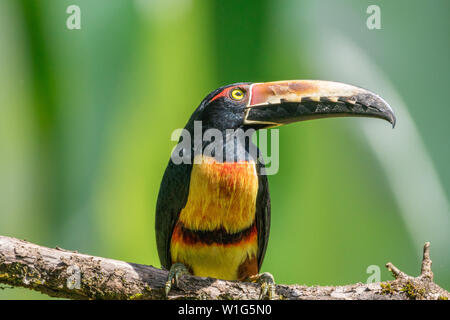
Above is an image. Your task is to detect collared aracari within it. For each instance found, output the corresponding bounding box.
[155,80,395,299]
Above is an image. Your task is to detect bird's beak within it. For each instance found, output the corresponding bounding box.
[244,80,396,128]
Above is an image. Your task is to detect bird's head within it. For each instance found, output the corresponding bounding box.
[191,80,395,132]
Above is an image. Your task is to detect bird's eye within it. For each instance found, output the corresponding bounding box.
[230,88,245,100]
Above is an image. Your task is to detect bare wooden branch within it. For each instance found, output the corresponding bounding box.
[0,235,448,300]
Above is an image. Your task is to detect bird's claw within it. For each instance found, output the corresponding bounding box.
[250,272,276,300]
[165,263,190,297]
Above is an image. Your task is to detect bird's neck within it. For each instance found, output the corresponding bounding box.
[195,129,260,164]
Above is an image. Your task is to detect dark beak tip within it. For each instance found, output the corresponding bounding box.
[392,119,396,129]
[387,109,396,129]
[388,113,396,129]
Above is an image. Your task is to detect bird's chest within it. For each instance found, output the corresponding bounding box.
[170,156,259,280]
[178,155,259,232]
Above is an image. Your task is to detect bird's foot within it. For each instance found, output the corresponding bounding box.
[249,272,276,300]
[165,262,190,297]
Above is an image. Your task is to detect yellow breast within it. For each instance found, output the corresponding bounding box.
[170,155,259,280]
[177,155,258,233]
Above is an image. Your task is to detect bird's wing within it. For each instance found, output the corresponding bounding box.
[256,162,271,270]
[155,160,192,270]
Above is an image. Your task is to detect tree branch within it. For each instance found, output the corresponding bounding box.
[0,235,448,300]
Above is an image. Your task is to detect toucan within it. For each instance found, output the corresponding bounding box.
[155,80,395,299]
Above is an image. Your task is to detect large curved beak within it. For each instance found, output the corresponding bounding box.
[244,80,396,128]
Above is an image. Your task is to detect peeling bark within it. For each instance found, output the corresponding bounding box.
[0,235,448,300]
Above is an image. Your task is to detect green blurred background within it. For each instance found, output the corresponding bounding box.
[1,0,449,299]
